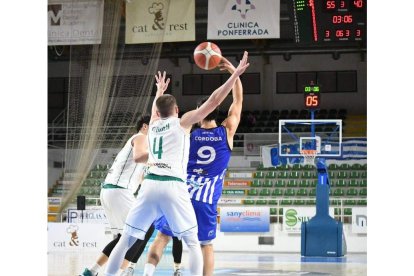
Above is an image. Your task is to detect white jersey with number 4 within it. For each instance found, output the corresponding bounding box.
[147,117,190,181]
[104,133,145,193]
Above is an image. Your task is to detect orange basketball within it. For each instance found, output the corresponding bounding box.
[193,42,222,70]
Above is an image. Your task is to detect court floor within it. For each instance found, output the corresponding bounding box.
[49,251,367,276]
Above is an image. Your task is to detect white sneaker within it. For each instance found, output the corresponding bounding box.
[173,269,182,276]
[120,267,134,276]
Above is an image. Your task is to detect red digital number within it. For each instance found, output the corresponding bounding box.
[336,30,344,37]
[344,15,353,23]
[332,15,342,24]
[325,30,331,38]
[353,0,363,8]
[356,29,361,37]
[340,0,345,8]
[326,0,336,9]
[345,29,350,37]
[306,95,319,107]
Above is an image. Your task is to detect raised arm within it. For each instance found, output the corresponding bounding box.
[180,51,249,130]
[219,57,243,143]
[150,71,170,123]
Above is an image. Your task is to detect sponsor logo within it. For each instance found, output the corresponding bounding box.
[231,0,256,19]
[192,168,208,175]
[152,123,170,133]
[148,2,166,30]
[225,210,262,222]
[285,209,298,227]
[149,162,172,169]
[67,225,79,246]
[356,214,367,227]
[194,136,223,142]
[48,5,62,26]
[208,230,215,237]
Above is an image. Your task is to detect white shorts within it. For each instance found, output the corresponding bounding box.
[100,187,135,235]
[124,176,198,240]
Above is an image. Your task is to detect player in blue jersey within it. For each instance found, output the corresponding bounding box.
[147,56,244,276]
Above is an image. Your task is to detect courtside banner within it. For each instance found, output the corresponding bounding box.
[207,0,280,40]
[220,207,269,232]
[126,0,195,44]
[48,223,109,252]
[352,207,367,234]
[47,0,104,45]
[67,207,109,224]
[283,207,335,233]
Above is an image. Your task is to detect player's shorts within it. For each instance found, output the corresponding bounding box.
[155,199,218,242]
[100,184,136,235]
[124,174,198,240]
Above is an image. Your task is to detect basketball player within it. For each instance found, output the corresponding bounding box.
[148,56,244,276]
[104,51,249,276]
[80,114,155,276]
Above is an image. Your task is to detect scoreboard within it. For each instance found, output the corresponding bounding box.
[292,0,366,43]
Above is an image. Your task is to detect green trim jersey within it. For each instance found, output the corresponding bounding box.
[104,133,145,193]
[147,117,190,181]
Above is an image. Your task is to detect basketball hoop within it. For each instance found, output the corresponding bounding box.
[301,149,318,165]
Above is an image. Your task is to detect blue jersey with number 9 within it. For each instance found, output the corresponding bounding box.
[187,126,231,204]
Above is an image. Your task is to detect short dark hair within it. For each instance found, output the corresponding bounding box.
[156,95,177,118]
[136,114,150,131]
[197,96,219,121]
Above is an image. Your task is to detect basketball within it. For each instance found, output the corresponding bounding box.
[193,42,222,70]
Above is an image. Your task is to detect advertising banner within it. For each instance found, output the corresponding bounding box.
[48,223,109,252]
[352,207,367,234]
[220,207,269,232]
[218,198,243,205]
[207,0,280,40]
[126,0,195,44]
[48,0,104,45]
[222,190,246,196]
[224,180,251,187]
[283,207,335,233]
[67,207,108,224]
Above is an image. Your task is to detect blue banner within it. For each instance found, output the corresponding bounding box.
[220,207,269,232]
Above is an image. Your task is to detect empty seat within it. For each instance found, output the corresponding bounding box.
[266,171,277,178]
[251,180,263,187]
[272,189,283,196]
[274,180,285,187]
[299,179,309,188]
[247,189,259,196]
[263,180,274,187]
[270,208,277,215]
[359,188,367,196]
[254,171,265,178]
[344,200,356,205]
[244,199,255,205]
[294,199,306,205]
[339,164,350,170]
[278,171,289,178]
[284,189,295,196]
[360,179,367,187]
[268,199,278,205]
[337,171,348,179]
[349,171,360,178]
[255,199,268,205]
[333,189,345,197]
[336,179,348,187]
[289,171,300,178]
[287,180,298,188]
[259,188,271,196]
[346,188,359,197]
[297,188,308,196]
[281,199,293,205]
[357,199,367,206]
[351,163,362,170]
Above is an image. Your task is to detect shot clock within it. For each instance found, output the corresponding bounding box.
[304,84,320,109]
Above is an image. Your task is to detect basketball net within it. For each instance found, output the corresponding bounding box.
[300,149,318,165]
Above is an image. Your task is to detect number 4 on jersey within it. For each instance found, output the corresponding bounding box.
[153,136,163,159]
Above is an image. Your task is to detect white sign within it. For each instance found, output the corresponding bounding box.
[283,207,335,233]
[48,0,104,45]
[352,207,367,234]
[48,223,110,252]
[207,0,280,40]
[126,0,195,44]
[218,198,243,205]
[67,207,108,224]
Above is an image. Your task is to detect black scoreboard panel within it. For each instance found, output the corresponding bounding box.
[291,0,366,44]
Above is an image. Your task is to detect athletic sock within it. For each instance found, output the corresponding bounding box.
[143,263,155,276]
[90,263,101,274]
[128,262,136,269]
[174,262,181,271]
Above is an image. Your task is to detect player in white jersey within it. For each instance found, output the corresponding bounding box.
[104,52,249,276]
[145,56,244,276]
[80,115,155,276]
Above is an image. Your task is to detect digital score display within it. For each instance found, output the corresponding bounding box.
[304,84,320,109]
[292,0,366,43]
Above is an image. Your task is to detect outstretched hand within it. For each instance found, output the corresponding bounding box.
[154,71,170,95]
[233,51,250,77]
[218,56,236,74]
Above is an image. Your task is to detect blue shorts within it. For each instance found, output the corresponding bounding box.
[155,199,218,242]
